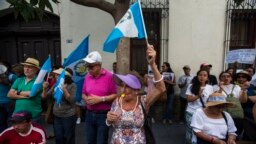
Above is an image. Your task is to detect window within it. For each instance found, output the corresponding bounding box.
[225,0,256,69]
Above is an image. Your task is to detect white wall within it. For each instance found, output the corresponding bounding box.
[170,0,226,83]
[60,1,116,71]
[0,1,8,9]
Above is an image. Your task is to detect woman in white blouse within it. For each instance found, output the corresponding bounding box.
[213,71,247,104]
[191,93,237,144]
[185,69,214,143]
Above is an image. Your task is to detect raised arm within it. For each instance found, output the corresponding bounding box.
[145,45,166,108]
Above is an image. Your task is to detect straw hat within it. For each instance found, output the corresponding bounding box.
[206,93,234,107]
[53,68,72,77]
[21,58,40,69]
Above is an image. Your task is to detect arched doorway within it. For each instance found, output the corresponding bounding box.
[0,8,61,66]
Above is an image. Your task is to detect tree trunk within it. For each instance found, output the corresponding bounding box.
[114,1,130,74]
[116,38,130,74]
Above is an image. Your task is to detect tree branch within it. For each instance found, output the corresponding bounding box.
[70,0,115,17]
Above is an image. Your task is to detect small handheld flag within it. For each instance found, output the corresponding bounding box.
[30,56,52,97]
[54,69,65,104]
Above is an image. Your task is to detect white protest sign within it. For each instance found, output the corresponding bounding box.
[225,49,256,64]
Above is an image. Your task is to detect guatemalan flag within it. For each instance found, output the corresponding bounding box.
[54,69,65,104]
[63,35,89,102]
[30,56,52,97]
[103,1,147,53]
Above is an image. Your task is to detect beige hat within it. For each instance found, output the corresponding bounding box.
[235,70,251,81]
[21,58,40,69]
[53,68,72,77]
[206,93,234,107]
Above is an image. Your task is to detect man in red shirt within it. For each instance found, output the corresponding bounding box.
[0,110,46,144]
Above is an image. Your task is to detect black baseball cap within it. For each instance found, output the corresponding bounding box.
[9,111,32,123]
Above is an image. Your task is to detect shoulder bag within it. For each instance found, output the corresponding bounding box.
[140,99,156,144]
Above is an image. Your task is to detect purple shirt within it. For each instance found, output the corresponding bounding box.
[82,68,116,111]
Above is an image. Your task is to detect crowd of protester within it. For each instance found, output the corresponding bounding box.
[0,45,256,144]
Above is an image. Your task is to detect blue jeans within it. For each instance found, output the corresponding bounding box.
[0,102,12,133]
[163,93,175,120]
[85,111,109,144]
[53,115,76,144]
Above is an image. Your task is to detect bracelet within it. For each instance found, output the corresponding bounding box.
[102,96,106,102]
[153,75,163,83]
[105,119,111,126]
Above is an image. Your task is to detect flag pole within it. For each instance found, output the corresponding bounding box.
[46,54,51,82]
[138,0,149,46]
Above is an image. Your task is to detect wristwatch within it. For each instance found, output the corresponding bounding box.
[16,90,21,95]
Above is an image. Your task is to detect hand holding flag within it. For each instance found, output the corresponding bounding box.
[54,69,65,104]
[30,56,52,97]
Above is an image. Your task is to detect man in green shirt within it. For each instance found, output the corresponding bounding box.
[8,58,42,121]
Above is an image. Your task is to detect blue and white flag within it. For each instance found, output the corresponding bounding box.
[30,56,52,97]
[54,69,65,104]
[63,35,89,102]
[103,1,147,53]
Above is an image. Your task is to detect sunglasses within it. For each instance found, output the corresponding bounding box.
[237,75,246,78]
[86,64,98,69]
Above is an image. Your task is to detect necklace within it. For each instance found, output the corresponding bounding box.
[120,96,138,121]
[120,96,138,112]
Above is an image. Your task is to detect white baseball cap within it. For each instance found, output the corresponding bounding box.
[83,51,102,63]
[0,65,7,75]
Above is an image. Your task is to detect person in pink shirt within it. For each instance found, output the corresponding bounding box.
[82,51,117,144]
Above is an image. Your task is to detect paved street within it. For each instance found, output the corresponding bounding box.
[44,121,186,144]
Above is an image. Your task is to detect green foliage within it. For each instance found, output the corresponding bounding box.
[6,0,59,22]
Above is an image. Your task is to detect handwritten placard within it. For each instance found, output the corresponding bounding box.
[225,49,256,64]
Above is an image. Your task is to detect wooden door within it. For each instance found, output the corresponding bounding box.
[130,9,161,75]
